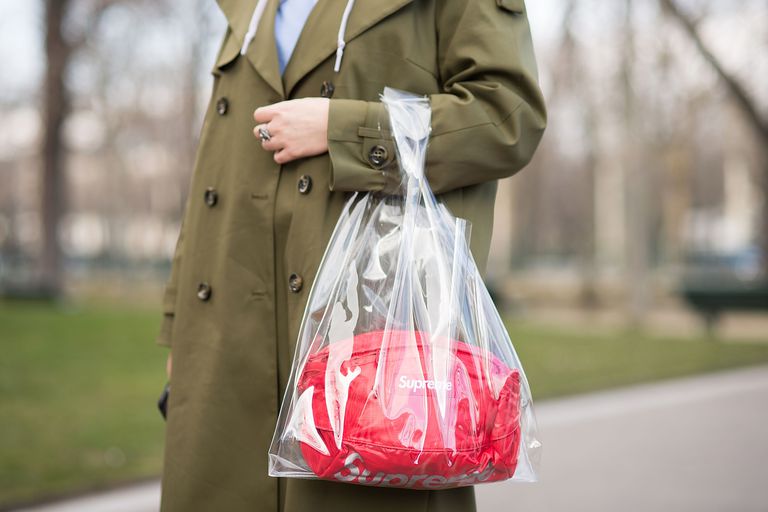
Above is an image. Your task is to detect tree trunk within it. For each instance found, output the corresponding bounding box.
[622,0,651,328]
[41,0,73,297]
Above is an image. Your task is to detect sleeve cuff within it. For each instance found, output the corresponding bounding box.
[327,99,401,193]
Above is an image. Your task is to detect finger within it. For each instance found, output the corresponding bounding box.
[274,148,295,165]
[253,103,281,123]
[261,135,283,152]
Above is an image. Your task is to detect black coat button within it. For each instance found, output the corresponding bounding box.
[216,97,229,115]
[368,145,389,168]
[320,81,335,98]
[297,175,312,194]
[197,282,212,301]
[204,187,218,207]
[288,273,304,293]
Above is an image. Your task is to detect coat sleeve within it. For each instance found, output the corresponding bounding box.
[155,219,186,348]
[326,0,547,195]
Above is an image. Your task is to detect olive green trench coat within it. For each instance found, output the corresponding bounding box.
[156,0,546,510]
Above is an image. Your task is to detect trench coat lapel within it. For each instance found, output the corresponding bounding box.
[217,0,284,98]
[282,0,414,97]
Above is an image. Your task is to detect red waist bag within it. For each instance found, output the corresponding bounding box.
[295,330,521,489]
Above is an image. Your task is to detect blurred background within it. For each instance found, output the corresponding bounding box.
[1,0,766,511]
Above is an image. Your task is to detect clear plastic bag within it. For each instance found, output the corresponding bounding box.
[268,87,541,489]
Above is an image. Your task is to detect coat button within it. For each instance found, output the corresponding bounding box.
[204,187,218,207]
[297,175,312,194]
[197,282,212,301]
[288,273,304,293]
[320,80,335,98]
[216,97,229,115]
[368,144,389,168]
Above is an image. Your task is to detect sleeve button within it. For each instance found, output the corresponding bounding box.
[368,144,389,168]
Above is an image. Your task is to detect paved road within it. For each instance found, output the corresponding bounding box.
[15,365,768,512]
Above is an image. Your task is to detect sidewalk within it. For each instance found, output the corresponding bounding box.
[12,481,160,512]
[14,365,768,512]
[477,364,768,512]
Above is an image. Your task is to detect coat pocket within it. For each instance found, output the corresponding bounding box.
[211,28,242,76]
[495,0,525,15]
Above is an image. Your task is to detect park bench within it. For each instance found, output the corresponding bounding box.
[679,250,768,335]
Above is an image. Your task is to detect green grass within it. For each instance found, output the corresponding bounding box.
[0,300,166,507]
[506,320,768,399]
[1,300,768,506]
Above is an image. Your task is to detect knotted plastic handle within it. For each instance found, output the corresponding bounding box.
[380,87,431,180]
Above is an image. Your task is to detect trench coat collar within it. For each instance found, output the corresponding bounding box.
[217,0,414,99]
[282,0,414,97]
[216,0,283,97]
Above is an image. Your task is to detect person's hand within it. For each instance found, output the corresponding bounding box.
[253,97,330,165]
[166,351,172,380]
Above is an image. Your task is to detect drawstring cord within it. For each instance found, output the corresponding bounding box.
[241,0,268,55]
[240,0,355,73]
[334,0,356,73]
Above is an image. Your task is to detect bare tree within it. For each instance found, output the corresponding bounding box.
[660,0,768,274]
[40,0,133,297]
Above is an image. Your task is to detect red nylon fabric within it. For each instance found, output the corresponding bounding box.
[296,330,522,489]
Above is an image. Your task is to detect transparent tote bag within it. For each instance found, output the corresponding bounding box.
[269,87,540,489]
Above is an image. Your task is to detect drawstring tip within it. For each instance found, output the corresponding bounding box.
[334,47,344,73]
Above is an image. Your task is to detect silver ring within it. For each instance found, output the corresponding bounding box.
[258,126,271,142]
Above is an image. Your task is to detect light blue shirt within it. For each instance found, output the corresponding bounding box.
[275,0,319,75]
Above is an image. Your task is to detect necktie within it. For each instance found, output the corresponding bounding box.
[275,0,318,75]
